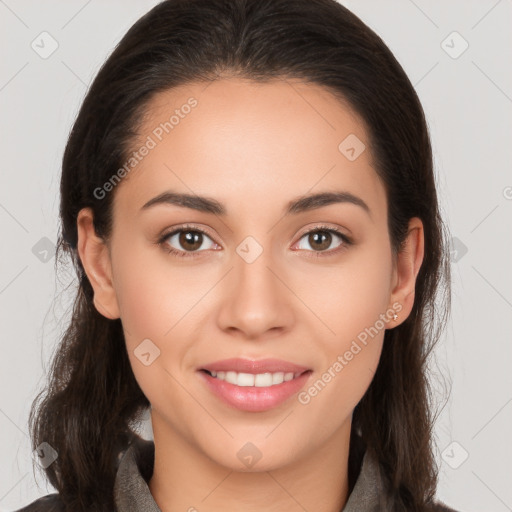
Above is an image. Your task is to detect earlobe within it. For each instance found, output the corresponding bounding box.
[388,217,425,326]
[76,207,120,320]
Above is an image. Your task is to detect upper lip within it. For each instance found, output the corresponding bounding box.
[200,358,311,375]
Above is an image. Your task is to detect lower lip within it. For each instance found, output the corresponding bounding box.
[198,370,312,412]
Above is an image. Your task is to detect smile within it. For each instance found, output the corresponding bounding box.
[204,370,305,387]
[198,369,313,412]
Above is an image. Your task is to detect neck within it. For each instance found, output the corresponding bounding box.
[148,411,352,512]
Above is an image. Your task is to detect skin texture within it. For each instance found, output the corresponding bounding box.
[76,78,424,512]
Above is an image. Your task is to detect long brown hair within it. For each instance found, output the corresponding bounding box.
[28,0,452,509]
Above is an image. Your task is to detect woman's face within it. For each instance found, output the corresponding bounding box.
[78,77,422,471]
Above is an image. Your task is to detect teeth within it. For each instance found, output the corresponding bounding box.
[209,370,302,387]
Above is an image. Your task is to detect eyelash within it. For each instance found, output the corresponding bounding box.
[157,223,353,259]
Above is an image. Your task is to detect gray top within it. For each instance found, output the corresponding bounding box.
[113,439,385,511]
[16,437,457,511]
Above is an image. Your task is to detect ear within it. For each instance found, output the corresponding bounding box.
[388,217,425,327]
[76,207,120,320]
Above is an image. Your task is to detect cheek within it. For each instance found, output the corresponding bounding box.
[293,236,393,343]
[297,267,389,426]
[113,254,198,417]
[111,240,199,342]
[110,243,213,391]
[298,338,383,435]
[294,239,391,415]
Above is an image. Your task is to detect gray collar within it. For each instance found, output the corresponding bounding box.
[114,439,384,511]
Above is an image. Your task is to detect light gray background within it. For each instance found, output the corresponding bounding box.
[1,0,511,510]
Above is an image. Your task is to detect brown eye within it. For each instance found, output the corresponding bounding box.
[292,226,352,256]
[160,227,217,256]
[296,228,349,253]
[307,230,333,251]
[178,230,203,251]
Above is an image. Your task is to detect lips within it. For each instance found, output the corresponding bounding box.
[197,358,313,412]
[199,358,311,375]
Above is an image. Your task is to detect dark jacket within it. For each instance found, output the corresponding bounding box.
[15,436,459,511]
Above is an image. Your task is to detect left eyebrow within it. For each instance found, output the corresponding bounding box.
[140,190,371,218]
[141,191,226,215]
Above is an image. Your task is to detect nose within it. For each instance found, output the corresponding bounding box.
[216,248,295,340]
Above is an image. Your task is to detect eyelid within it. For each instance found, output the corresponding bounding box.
[162,223,215,239]
[294,222,351,240]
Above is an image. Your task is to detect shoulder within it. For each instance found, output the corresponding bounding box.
[13,435,148,512]
[14,493,66,512]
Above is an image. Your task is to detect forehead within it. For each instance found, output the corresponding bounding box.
[113,77,385,219]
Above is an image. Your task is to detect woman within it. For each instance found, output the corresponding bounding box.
[17,0,455,510]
